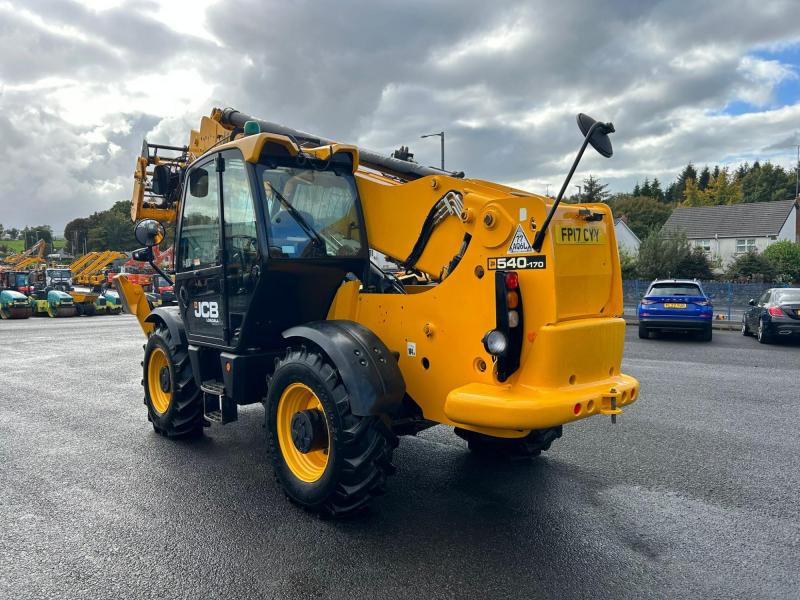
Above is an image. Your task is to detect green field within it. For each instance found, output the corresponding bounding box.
[0,239,65,253]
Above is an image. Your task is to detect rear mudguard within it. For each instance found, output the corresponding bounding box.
[282,320,406,417]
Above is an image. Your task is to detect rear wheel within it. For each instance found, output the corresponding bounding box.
[142,325,203,437]
[699,326,712,342]
[455,426,562,459]
[0,307,8,320]
[638,324,649,339]
[757,320,772,345]
[266,348,396,517]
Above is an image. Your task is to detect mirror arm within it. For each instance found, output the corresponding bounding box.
[149,261,174,287]
[532,120,605,252]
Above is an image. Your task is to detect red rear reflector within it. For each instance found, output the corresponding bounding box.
[768,306,784,316]
[505,272,519,289]
[573,403,581,415]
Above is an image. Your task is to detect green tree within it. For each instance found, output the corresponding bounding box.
[763,240,800,283]
[582,175,610,203]
[675,247,714,279]
[666,163,698,203]
[682,178,712,206]
[726,251,777,282]
[636,230,692,280]
[618,248,638,279]
[640,178,652,197]
[649,177,664,202]
[739,162,794,203]
[608,195,673,239]
[7,228,19,241]
[21,225,54,252]
[704,168,742,205]
[698,166,711,190]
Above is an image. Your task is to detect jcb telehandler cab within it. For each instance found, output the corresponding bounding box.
[117,107,639,516]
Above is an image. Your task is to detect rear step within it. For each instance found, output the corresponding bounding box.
[201,380,238,425]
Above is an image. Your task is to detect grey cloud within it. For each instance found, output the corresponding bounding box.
[2,0,800,232]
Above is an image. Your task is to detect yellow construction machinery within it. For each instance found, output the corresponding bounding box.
[1,239,46,270]
[72,250,126,287]
[117,107,640,516]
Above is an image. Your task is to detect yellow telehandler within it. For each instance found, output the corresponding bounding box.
[116,107,639,516]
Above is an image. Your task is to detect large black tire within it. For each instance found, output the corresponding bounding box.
[741,316,751,336]
[455,426,562,459]
[266,348,397,518]
[142,325,203,437]
[757,319,772,345]
[638,324,649,339]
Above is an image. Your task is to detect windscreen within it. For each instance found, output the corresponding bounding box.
[258,164,363,259]
[647,283,702,296]
[47,269,70,279]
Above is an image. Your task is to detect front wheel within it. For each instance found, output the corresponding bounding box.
[741,317,750,336]
[455,426,562,459]
[142,326,203,437]
[266,348,396,517]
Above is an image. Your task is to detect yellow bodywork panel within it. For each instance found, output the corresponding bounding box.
[329,189,634,436]
[113,274,154,335]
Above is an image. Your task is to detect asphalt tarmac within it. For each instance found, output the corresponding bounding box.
[1,316,798,599]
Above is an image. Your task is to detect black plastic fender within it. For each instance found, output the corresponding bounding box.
[282,320,406,417]
[144,306,186,349]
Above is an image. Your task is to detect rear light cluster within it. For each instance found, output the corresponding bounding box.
[482,271,524,382]
[768,306,785,317]
[640,299,656,305]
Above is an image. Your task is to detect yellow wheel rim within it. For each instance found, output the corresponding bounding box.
[277,383,330,483]
[147,347,172,414]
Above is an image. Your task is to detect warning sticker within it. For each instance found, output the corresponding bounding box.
[507,224,534,254]
[406,342,417,357]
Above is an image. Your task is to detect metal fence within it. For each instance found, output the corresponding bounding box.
[622,279,786,321]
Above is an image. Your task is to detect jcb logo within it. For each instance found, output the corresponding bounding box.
[193,301,219,319]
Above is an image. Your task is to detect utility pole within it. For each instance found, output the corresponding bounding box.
[420,131,445,171]
[545,184,550,197]
[795,144,799,200]
[575,185,582,198]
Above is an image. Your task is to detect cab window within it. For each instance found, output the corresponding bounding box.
[258,163,363,258]
[178,159,220,271]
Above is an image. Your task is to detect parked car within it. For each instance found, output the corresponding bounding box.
[637,279,713,341]
[742,287,800,344]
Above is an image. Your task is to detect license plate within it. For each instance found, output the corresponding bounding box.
[555,224,606,245]
[664,303,687,308]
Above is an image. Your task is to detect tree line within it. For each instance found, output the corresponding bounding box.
[568,160,798,241]
[63,201,140,254]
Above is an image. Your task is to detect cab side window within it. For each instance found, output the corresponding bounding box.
[221,151,258,292]
[179,160,220,271]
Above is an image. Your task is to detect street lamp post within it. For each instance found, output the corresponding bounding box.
[420,131,445,171]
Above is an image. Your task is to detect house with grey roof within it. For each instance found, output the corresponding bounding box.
[661,198,799,268]
[614,217,641,256]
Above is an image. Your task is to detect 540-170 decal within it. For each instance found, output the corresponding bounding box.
[488,255,547,270]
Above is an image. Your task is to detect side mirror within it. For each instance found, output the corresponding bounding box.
[748,299,756,306]
[189,168,209,197]
[151,164,173,197]
[134,219,166,248]
[577,113,614,158]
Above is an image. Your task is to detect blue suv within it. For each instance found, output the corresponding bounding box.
[637,279,713,341]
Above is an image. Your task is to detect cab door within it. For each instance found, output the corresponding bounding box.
[175,156,227,345]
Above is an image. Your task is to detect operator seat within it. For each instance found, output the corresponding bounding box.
[269,210,318,257]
